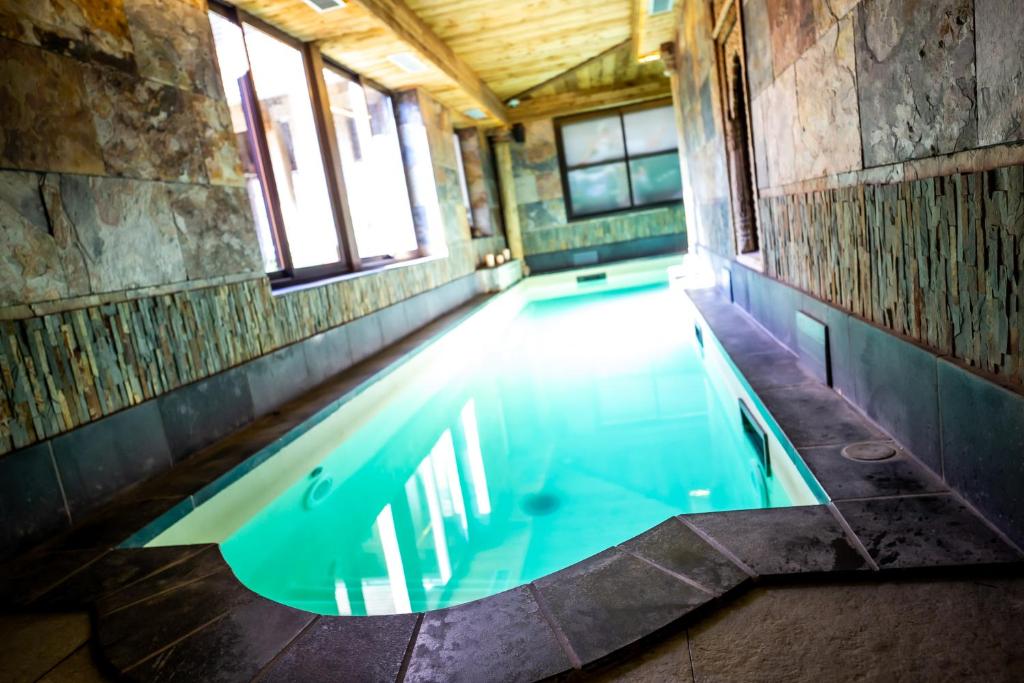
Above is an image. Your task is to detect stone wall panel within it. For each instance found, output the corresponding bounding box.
[0,40,105,175]
[124,0,221,99]
[766,0,816,75]
[760,164,1024,387]
[855,0,977,166]
[0,0,135,71]
[976,0,1024,146]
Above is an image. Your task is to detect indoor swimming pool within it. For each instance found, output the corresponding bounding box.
[133,257,825,616]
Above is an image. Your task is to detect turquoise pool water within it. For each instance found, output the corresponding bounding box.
[211,280,816,616]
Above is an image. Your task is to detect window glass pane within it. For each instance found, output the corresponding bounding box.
[629,152,683,205]
[208,12,281,272]
[567,163,631,216]
[243,23,341,269]
[453,133,473,224]
[623,105,678,156]
[561,114,625,166]
[323,69,418,259]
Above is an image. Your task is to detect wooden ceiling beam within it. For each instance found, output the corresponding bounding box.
[508,80,671,122]
[328,0,509,124]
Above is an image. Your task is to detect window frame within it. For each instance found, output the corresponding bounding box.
[554,99,683,222]
[209,1,424,289]
[319,57,424,268]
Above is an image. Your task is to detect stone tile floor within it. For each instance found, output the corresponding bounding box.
[2,287,1022,682]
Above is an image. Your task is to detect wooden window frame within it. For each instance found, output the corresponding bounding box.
[554,99,682,222]
[209,1,424,289]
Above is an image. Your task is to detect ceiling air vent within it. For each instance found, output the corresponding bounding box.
[648,0,672,15]
[302,0,345,12]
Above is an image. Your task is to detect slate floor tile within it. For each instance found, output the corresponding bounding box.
[90,546,221,615]
[34,545,207,609]
[259,613,418,683]
[96,568,257,673]
[619,518,750,596]
[52,497,188,552]
[533,548,710,666]
[835,495,1022,569]
[681,506,869,575]
[758,382,885,447]
[0,547,103,607]
[799,442,947,501]
[405,585,574,683]
[126,595,314,682]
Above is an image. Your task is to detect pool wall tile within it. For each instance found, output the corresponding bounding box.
[157,368,255,464]
[794,310,830,385]
[378,300,413,347]
[847,317,942,473]
[0,441,70,559]
[346,313,386,365]
[937,359,1024,548]
[301,324,354,388]
[525,233,686,273]
[51,402,173,519]
[244,343,312,417]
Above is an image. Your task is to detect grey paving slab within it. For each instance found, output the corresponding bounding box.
[835,494,1022,569]
[97,568,258,673]
[799,442,948,501]
[95,545,226,615]
[34,545,208,609]
[259,613,418,683]
[533,548,710,666]
[405,585,574,683]
[619,518,750,596]
[127,595,315,683]
[681,506,869,575]
[758,382,885,448]
[729,347,816,390]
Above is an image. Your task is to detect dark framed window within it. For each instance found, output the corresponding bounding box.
[208,2,422,287]
[321,64,420,263]
[555,101,683,220]
[452,132,474,229]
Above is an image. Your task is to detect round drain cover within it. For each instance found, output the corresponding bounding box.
[521,492,560,516]
[842,442,897,462]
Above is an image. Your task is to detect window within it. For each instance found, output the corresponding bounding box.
[556,102,683,220]
[452,132,473,228]
[208,3,423,285]
[322,66,419,261]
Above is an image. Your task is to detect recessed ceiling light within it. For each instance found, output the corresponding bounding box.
[465,108,487,120]
[638,53,661,63]
[507,98,520,108]
[302,0,346,12]
[387,52,428,73]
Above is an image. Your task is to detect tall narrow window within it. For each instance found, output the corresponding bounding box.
[452,133,473,228]
[209,11,281,272]
[556,102,683,220]
[209,4,351,283]
[322,66,418,261]
[241,24,341,269]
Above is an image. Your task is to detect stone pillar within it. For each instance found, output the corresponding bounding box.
[491,129,526,271]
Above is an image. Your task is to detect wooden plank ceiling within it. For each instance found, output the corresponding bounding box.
[226,0,676,127]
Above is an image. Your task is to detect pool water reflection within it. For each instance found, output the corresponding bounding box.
[220,283,806,615]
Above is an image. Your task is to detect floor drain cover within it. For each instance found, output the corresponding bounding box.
[521,492,560,516]
[842,442,897,462]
